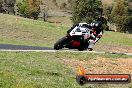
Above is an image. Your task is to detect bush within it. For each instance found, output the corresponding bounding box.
[52,0,58,6]
[71,0,103,24]
[60,2,67,10]
[0,0,16,14]
[111,0,129,32]
[17,0,41,20]
[0,1,3,13]
[17,0,27,17]
[103,24,109,31]
[125,16,132,33]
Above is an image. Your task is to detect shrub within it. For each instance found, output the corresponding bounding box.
[17,0,41,20]
[71,0,103,24]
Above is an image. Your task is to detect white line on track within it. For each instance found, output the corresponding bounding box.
[0,49,104,53]
[0,49,132,56]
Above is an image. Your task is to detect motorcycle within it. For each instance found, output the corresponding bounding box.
[54,23,93,51]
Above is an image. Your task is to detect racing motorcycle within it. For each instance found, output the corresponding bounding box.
[54,23,93,51]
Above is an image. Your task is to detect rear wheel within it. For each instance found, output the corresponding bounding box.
[78,46,85,51]
[78,40,87,51]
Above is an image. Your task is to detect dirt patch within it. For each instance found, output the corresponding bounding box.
[102,0,113,5]
[59,57,132,74]
[95,43,132,53]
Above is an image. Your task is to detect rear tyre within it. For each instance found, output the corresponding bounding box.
[78,43,87,51]
[78,46,85,51]
[54,36,67,50]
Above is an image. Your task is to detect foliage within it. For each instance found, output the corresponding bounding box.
[111,0,127,16]
[52,0,58,6]
[60,2,67,10]
[124,16,132,32]
[102,0,132,32]
[103,4,113,22]
[103,23,109,31]
[3,0,16,7]
[110,0,130,32]
[126,0,132,15]
[0,0,3,10]
[17,0,42,20]
[17,0,27,17]
[112,16,128,32]
[0,0,3,5]
[0,0,16,14]
[71,0,103,24]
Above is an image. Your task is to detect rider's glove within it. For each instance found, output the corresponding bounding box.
[91,33,96,39]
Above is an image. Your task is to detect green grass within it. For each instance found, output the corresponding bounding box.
[100,31,132,46]
[0,13,132,48]
[0,52,132,88]
[0,13,67,47]
[0,52,79,88]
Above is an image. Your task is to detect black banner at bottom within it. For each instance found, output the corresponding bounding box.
[76,74,131,85]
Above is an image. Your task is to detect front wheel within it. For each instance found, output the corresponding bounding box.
[54,36,67,50]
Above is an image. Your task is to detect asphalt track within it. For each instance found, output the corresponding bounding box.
[0,44,132,56]
[0,44,53,50]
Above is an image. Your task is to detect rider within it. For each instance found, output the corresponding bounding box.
[76,22,104,51]
[68,21,104,51]
[88,21,104,51]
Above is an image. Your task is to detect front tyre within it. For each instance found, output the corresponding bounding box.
[54,36,67,50]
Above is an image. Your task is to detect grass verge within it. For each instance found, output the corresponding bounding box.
[0,52,132,88]
[0,13,132,48]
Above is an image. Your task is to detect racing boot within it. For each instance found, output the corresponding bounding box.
[88,39,95,51]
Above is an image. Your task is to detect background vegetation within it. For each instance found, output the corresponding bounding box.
[17,0,42,20]
[0,0,131,32]
[103,0,132,32]
[71,0,103,24]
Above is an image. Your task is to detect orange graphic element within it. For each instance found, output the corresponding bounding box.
[78,66,86,76]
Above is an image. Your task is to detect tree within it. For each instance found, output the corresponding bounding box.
[52,0,57,6]
[17,0,42,20]
[71,0,103,24]
[102,0,132,32]
[111,0,127,16]
[125,16,132,32]
[17,0,27,17]
[111,0,128,32]
[0,0,3,13]
[60,2,67,11]
[4,0,16,14]
[127,0,132,15]
[0,0,16,14]
[103,4,113,21]
[42,3,48,22]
